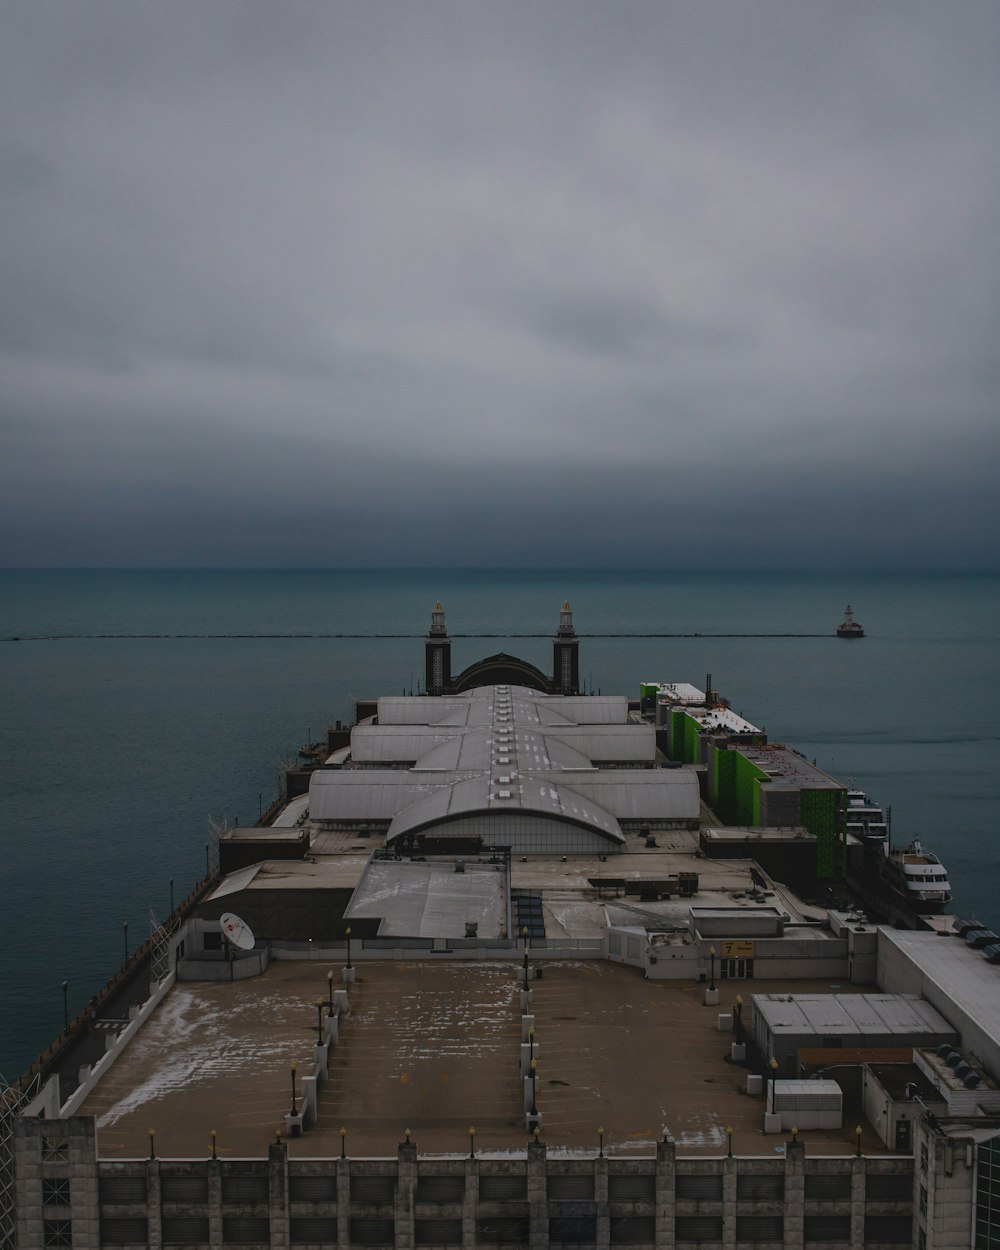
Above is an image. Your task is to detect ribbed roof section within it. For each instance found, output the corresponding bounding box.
[310,685,699,845]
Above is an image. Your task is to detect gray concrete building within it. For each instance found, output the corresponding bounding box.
[6,646,1000,1250]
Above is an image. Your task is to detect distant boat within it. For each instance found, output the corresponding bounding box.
[837,604,864,638]
[846,789,954,919]
[845,788,888,844]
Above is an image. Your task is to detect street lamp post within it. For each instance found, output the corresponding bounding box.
[315,998,325,1045]
[290,1061,298,1116]
[327,969,335,1012]
[345,927,353,970]
[733,994,743,1043]
[468,1127,476,1158]
[709,945,716,992]
[770,1058,779,1114]
[522,926,530,989]
[339,1127,347,1159]
[855,1125,863,1157]
[597,1126,604,1158]
[529,1058,538,1118]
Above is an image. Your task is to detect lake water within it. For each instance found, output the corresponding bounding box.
[2,567,998,1078]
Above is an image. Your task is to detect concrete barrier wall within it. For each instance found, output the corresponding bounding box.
[59,969,178,1118]
[176,948,269,981]
[268,938,604,962]
[21,1075,61,1119]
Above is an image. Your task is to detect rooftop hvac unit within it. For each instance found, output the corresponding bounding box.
[945,1052,963,1069]
[965,1073,982,1089]
[955,1064,973,1081]
[936,1043,954,1058]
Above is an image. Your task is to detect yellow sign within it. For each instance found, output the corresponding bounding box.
[721,940,755,958]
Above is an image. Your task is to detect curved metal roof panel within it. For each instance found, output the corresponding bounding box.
[385,774,624,845]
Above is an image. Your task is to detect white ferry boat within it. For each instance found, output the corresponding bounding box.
[879,840,953,915]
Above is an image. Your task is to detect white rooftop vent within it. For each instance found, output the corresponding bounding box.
[497,790,512,800]
[498,775,511,784]
[497,755,510,764]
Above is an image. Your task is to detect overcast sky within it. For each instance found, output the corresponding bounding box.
[2,2,997,569]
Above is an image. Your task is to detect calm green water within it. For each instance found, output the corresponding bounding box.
[2,568,998,1078]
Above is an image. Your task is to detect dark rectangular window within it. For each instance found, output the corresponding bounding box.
[608,1174,655,1202]
[415,1218,463,1245]
[479,1174,528,1201]
[160,1174,209,1202]
[222,1215,270,1243]
[550,1215,597,1243]
[162,1215,210,1244]
[675,1215,723,1240]
[415,1175,465,1203]
[100,1216,150,1245]
[41,1138,69,1163]
[549,1174,596,1200]
[611,1215,656,1243]
[676,1174,723,1201]
[291,1216,338,1242]
[349,1217,395,1246]
[351,1175,395,1204]
[864,1214,913,1243]
[42,1177,70,1206]
[867,1173,914,1201]
[737,1173,784,1201]
[804,1173,851,1200]
[289,1174,338,1202]
[100,1174,148,1203]
[42,1221,72,1248]
[736,1214,784,1241]
[477,1216,530,1242]
[221,1174,269,1204]
[805,1214,851,1241]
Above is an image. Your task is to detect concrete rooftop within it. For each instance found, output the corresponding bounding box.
[82,960,891,1162]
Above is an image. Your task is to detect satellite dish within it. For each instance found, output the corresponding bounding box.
[220,912,255,950]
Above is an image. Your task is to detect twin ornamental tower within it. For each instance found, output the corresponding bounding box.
[424,601,580,697]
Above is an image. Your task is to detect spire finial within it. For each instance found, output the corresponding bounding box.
[558,601,575,637]
[429,602,447,637]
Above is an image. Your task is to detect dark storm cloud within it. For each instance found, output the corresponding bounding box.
[2,1,998,568]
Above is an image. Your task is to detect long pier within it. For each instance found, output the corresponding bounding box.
[7,631,832,641]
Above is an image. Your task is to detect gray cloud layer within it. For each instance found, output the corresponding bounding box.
[2,1,998,568]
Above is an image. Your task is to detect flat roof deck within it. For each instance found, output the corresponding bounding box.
[83,961,892,1162]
